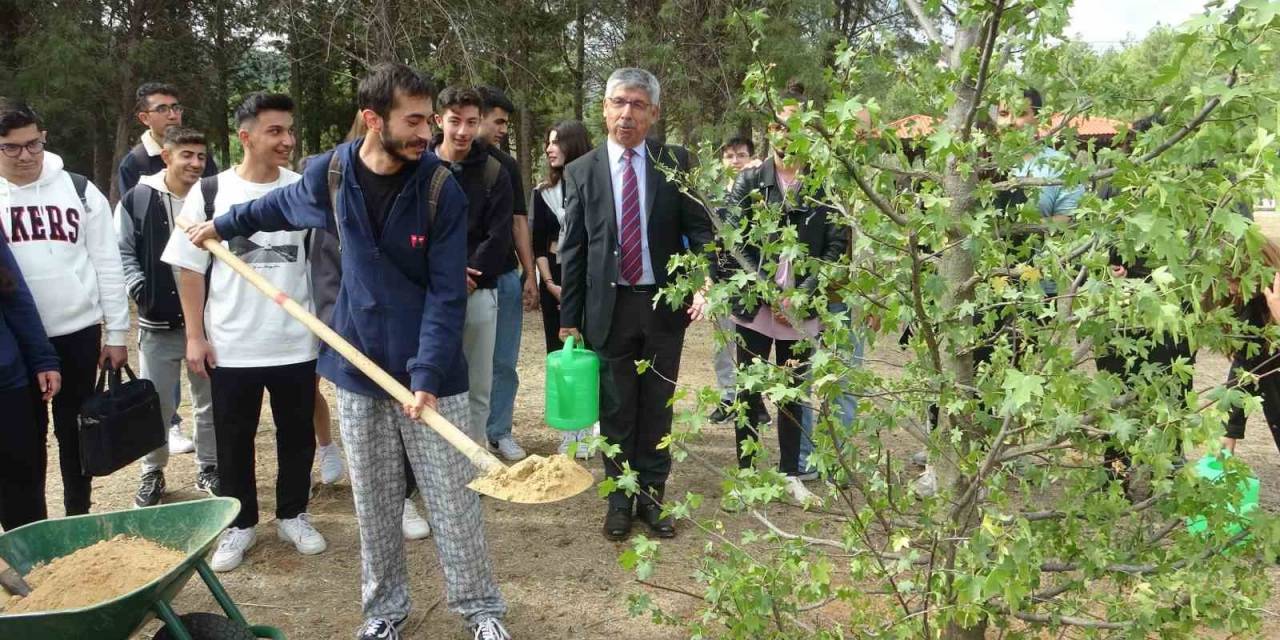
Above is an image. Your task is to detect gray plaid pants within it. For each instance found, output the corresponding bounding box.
[337,388,506,625]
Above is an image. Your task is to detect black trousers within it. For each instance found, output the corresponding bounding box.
[40,324,100,516]
[539,261,564,353]
[597,289,686,507]
[210,360,317,529]
[735,325,806,475]
[1096,333,1195,468]
[1224,348,1280,453]
[0,384,47,530]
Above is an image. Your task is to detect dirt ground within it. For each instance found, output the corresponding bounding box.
[32,312,1280,639]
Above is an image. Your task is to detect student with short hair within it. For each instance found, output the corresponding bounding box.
[429,86,515,448]
[115,126,219,508]
[184,63,510,640]
[0,97,130,517]
[475,85,534,462]
[162,92,324,573]
[118,82,219,198]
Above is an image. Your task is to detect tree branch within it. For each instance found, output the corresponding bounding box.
[904,0,946,49]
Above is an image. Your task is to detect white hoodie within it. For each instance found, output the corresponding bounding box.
[0,152,129,344]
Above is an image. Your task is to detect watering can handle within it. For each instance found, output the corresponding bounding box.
[563,335,576,363]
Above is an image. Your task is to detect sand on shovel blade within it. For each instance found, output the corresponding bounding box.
[468,454,594,503]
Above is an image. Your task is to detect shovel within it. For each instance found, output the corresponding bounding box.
[176,218,593,504]
[0,555,30,597]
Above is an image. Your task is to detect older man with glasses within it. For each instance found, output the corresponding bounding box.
[558,68,715,541]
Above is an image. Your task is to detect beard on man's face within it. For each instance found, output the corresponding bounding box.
[381,129,426,163]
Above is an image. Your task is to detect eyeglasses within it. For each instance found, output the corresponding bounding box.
[144,103,184,115]
[607,97,651,112]
[0,139,45,158]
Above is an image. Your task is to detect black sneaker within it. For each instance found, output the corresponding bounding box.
[135,470,166,508]
[357,617,403,640]
[196,466,220,497]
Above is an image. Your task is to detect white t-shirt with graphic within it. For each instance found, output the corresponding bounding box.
[161,167,318,368]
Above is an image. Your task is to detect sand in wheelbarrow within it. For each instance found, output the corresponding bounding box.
[469,454,588,502]
[1,534,186,615]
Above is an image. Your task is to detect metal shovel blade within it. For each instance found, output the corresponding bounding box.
[466,454,596,504]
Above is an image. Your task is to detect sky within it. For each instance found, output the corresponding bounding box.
[1066,0,1215,47]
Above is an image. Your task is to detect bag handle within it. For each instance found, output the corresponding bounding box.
[98,363,139,393]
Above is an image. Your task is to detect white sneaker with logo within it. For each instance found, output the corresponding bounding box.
[784,476,820,508]
[403,499,431,540]
[168,425,195,455]
[210,527,256,572]
[489,436,527,462]
[277,513,327,555]
[315,442,345,484]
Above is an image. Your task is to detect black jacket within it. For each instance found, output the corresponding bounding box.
[559,142,715,346]
[429,136,513,290]
[117,183,185,330]
[721,157,847,321]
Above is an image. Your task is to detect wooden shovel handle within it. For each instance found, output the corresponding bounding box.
[176,218,505,475]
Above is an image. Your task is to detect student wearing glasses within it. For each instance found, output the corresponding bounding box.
[118,83,219,197]
[0,97,130,517]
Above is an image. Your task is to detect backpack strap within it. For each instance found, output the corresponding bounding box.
[426,164,450,232]
[197,176,219,304]
[131,143,150,167]
[128,183,154,234]
[482,155,502,200]
[68,172,89,211]
[199,176,219,221]
[327,152,343,252]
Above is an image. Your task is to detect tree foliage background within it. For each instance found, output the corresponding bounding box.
[1,0,914,202]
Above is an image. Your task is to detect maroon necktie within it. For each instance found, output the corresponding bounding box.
[619,148,644,284]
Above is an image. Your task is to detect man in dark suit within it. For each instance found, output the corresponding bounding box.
[558,67,714,541]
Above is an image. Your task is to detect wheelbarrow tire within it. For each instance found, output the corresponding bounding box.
[154,612,258,640]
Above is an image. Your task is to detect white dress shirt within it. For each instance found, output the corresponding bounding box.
[606,137,654,285]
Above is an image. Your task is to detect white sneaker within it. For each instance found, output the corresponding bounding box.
[402,499,431,540]
[168,425,195,455]
[488,436,527,461]
[472,617,511,640]
[784,476,820,508]
[277,513,327,555]
[315,442,345,484]
[914,465,938,498]
[210,527,256,572]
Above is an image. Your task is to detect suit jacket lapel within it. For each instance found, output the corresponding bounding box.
[595,148,618,242]
[644,142,660,219]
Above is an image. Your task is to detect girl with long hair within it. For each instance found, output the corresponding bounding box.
[531,120,592,455]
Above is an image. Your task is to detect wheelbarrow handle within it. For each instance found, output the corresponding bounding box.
[176,218,506,476]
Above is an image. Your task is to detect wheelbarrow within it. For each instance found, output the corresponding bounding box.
[0,497,284,640]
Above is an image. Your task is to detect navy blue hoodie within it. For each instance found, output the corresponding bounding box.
[0,234,59,391]
[216,139,470,398]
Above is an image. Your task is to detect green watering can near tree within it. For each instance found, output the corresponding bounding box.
[1186,452,1260,540]
[546,335,600,431]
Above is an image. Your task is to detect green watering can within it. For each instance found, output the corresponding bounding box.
[546,335,599,431]
[1186,452,1259,538]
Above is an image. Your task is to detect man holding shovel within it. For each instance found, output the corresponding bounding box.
[183,63,509,640]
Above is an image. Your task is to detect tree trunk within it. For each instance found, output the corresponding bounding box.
[573,0,586,121]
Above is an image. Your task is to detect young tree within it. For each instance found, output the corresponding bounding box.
[622,2,1280,638]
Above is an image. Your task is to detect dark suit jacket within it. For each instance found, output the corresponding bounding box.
[559,141,714,346]
[722,157,847,321]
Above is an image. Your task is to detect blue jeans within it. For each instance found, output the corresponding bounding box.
[800,304,863,473]
[486,269,523,443]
